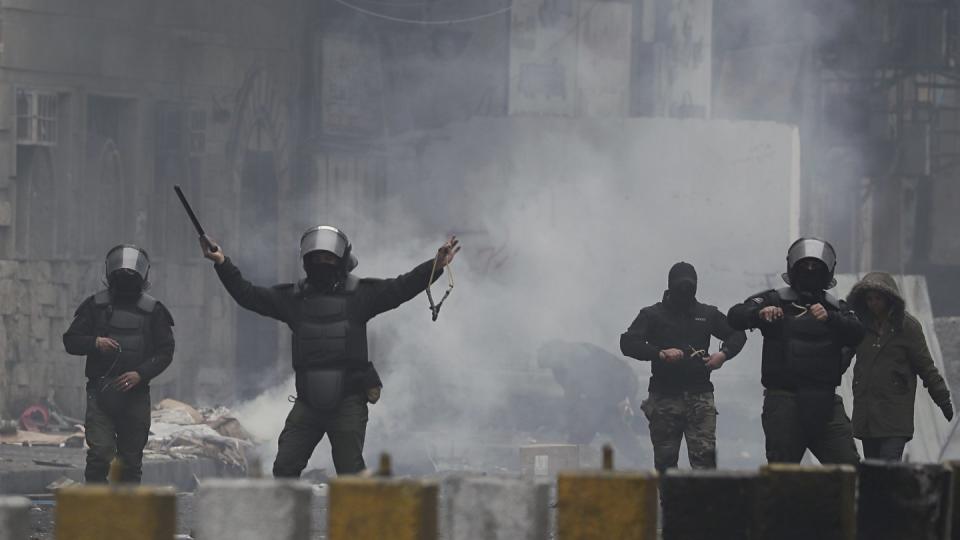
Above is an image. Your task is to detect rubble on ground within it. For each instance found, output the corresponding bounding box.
[1,398,256,472]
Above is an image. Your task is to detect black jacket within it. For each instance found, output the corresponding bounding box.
[215,257,440,391]
[727,287,865,391]
[63,294,175,385]
[620,292,747,394]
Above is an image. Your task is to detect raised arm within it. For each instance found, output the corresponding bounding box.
[202,238,289,322]
[361,237,460,320]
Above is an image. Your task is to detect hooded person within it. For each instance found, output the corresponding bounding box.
[620,261,746,471]
[728,238,865,465]
[847,272,953,461]
[201,226,459,476]
[63,244,175,483]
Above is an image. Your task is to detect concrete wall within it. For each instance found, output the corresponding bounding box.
[0,0,303,417]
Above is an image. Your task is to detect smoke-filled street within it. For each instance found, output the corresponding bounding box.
[3,0,960,538]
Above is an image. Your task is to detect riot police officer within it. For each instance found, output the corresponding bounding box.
[63,245,175,483]
[202,226,459,476]
[728,238,864,464]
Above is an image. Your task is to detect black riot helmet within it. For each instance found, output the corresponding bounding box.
[299,225,359,273]
[105,244,150,295]
[782,237,837,291]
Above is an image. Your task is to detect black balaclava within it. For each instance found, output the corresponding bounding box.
[108,269,144,301]
[303,253,343,291]
[667,261,698,309]
[790,258,829,297]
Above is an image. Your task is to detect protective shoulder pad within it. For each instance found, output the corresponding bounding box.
[343,274,361,292]
[93,290,112,306]
[744,289,776,305]
[823,292,841,310]
[775,287,799,303]
[292,280,307,296]
[137,293,158,313]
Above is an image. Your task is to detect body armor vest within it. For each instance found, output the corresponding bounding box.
[292,276,367,410]
[777,287,843,387]
[93,290,157,374]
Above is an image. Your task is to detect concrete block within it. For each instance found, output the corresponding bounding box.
[30,313,49,343]
[55,485,176,540]
[0,200,10,227]
[34,282,56,305]
[195,478,312,540]
[0,261,17,280]
[557,470,658,540]
[13,282,27,314]
[329,476,438,540]
[858,461,950,540]
[520,444,579,478]
[755,464,856,540]
[442,475,549,540]
[17,261,50,282]
[0,496,31,540]
[0,280,15,314]
[661,469,757,540]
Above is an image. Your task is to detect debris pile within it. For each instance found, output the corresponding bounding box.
[145,399,254,471]
[1,399,256,473]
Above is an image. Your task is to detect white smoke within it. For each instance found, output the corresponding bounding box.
[232,114,798,474]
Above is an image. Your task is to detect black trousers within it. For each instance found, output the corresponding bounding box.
[273,393,369,477]
[861,437,909,461]
[84,386,151,483]
[761,390,860,465]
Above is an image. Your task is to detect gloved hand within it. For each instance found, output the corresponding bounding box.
[940,401,954,422]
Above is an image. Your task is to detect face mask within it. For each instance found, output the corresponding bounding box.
[305,262,340,288]
[668,281,696,307]
[108,271,143,298]
[792,269,826,294]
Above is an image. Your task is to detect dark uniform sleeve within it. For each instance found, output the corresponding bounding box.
[63,297,98,356]
[727,290,776,331]
[135,303,175,382]
[710,307,746,360]
[214,257,290,322]
[359,259,442,321]
[905,316,951,409]
[826,300,866,347]
[619,308,661,362]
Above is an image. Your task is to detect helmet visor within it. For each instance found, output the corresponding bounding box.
[300,226,349,260]
[787,238,836,272]
[105,245,150,281]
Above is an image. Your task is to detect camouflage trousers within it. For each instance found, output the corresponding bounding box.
[640,391,717,472]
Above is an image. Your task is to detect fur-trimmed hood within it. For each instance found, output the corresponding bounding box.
[846,272,906,328]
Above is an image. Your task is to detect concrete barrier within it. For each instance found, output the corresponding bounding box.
[195,479,313,540]
[441,475,549,540]
[328,476,438,539]
[661,469,757,540]
[0,496,31,540]
[755,464,856,540]
[857,461,951,540]
[556,469,658,539]
[520,444,579,478]
[55,485,176,540]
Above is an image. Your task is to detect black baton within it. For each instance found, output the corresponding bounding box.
[174,185,218,252]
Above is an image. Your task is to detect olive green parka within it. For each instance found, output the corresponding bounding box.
[848,272,952,439]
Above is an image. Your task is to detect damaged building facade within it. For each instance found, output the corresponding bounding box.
[0,0,307,418]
